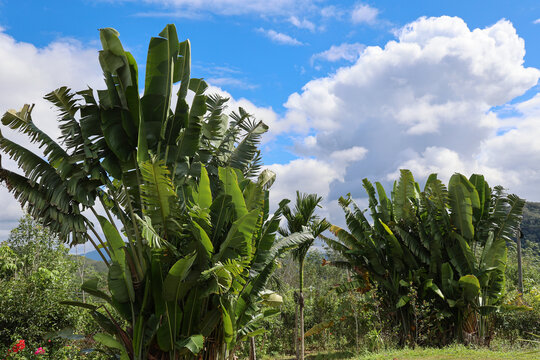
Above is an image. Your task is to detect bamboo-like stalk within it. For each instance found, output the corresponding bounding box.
[84,233,109,266]
[85,218,112,260]
[99,195,120,234]
[132,153,146,260]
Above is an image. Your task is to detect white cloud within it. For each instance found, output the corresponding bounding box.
[288,16,316,32]
[0,29,103,240]
[351,3,379,24]
[329,146,367,162]
[311,42,365,64]
[257,28,303,46]
[266,146,366,209]
[533,18,540,24]
[320,5,344,19]
[205,77,257,90]
[265,16,540,226]
[132,0,319,17]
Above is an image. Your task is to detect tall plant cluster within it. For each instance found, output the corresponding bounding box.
[0,22,531,359]
[0,25,312,359]
[326,170,525,346]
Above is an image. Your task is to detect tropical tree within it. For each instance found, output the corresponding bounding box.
[0,24,311,359]
[325,170,525,346]
[279,192,330,360]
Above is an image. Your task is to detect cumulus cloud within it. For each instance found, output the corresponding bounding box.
[265,16,540,225]
[257,28,303,46]
[311,42,365,64]
[534,18,540,24]
[266,146,367,209]
[351,3,379,24]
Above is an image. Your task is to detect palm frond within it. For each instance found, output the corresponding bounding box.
[229,112,267,176]
[492,192,525,244]
[1,105,73,178]
[202,93,229,141]
[0,134,77,212]
[139,158,176,228]
[44,87,86,152]
[0,168,87,243]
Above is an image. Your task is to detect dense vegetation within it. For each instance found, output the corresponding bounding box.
[521,202,540,246]
[0,216,106,358]
[0,23,539,360]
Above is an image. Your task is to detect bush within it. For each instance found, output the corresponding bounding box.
[0,215,107,359]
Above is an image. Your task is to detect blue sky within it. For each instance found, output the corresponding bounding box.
[1,1,540,240]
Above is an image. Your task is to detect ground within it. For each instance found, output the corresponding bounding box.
[261,345,540,360]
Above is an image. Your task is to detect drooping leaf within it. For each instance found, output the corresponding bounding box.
[176,334,204,355]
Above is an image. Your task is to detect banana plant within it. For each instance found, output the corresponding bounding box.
[0,24,311,359]
[325,170,524,346]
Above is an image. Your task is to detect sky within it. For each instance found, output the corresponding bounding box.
[1,1,540,247]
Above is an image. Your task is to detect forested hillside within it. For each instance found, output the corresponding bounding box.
[522,202,540,245]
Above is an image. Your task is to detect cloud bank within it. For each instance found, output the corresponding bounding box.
[2,15,540,239]
[264,16,540,225]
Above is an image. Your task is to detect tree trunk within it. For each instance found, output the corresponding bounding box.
[294,299,299,359]
[299,292,304,360]
[299,258,305,360]
[249,337,257,360]
[354,306,359,352]
[517,227,524,295]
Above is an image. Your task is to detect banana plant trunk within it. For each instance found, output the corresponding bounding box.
[249,337,257,360]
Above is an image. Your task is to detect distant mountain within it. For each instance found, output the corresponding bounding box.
[70,254,108,276]
[522,202,540,246]
[83,249,110,262]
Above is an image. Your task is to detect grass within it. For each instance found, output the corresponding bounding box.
[261,345,540,360]
[358,345,539,360]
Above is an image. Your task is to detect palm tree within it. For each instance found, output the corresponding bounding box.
[279,192,330,360]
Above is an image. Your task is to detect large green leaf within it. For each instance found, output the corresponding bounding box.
[195,165,212,210]
[191,222,214,261]
[214,209,259,261]
[220,300,234,345]
[81,278,112,303]
[108,262,131,303]
[139,158,176,227]
[176,78,207,158]
[163,253,197,301]
[218,167,248,218]
[393,169,417,223]
[448,174,477,240]
[176,334,204,355]
[459,274,481,303]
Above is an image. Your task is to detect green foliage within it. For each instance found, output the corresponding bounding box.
[278,191,331,359]
[326,171,525,347]
[521,202,540,246]
[0,215,106,359]
[252,250,390,358]
[0,24,310,360]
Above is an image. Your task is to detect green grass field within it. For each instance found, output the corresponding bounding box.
[358,346,539,360]
[262,345,540,360]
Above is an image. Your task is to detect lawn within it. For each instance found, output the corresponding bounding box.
[358,346,539,360]
[261,345,540,360]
